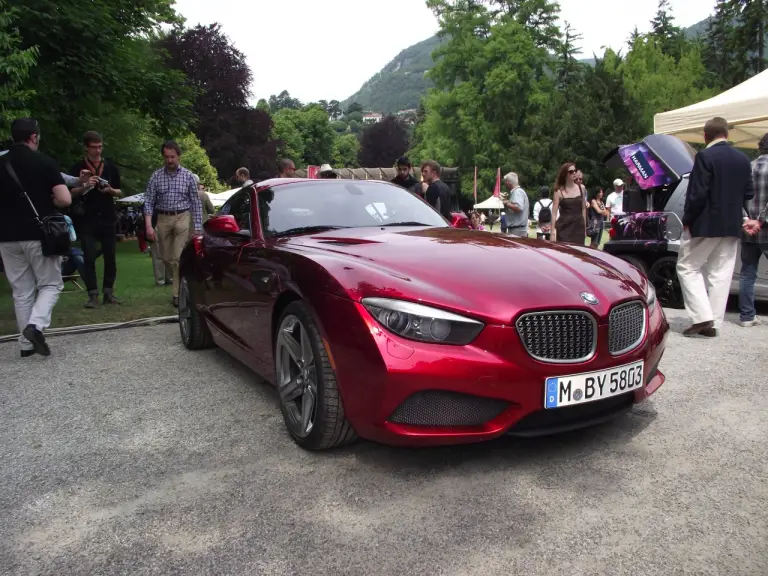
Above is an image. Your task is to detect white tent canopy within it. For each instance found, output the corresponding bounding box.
[654,69,768,148]
[117,193,144,204]
[473,196,505,210]
[210,187,240,207]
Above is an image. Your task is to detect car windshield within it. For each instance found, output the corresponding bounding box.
[258,181,449,237]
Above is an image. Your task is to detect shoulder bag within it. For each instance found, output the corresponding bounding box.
[4,159,71,256]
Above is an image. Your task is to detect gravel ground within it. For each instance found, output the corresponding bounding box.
[0,307,766,576]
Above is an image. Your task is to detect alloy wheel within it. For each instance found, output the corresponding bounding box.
[650,258,684,308]
[276,315,318,438]
[178,277,191,343]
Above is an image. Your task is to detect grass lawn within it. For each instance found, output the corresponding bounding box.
[0,240,176,336]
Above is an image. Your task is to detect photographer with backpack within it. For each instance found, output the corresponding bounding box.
[533,186,553,240]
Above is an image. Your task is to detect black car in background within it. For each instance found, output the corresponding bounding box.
[602,134,768,308]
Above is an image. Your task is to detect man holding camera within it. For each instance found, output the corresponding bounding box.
[69,131,122,308]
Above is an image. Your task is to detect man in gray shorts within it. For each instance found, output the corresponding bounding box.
[503,172,529,236]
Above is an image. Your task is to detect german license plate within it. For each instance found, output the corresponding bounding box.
[544,361,644,409]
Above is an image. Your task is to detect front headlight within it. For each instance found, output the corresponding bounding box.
[362,298,484,345]
[645,281,657,312]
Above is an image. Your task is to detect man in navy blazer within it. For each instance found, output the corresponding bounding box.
[677,117,755,337]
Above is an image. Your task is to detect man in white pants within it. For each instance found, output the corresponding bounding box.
[0,119,72,357]
[677,117,755,337]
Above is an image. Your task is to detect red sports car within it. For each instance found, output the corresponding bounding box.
[179,178,668,450]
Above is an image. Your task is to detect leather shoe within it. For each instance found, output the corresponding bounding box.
[22,325,50,356]
[683,321,715,337]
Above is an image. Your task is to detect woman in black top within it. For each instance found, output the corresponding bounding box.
[588,189,609,248]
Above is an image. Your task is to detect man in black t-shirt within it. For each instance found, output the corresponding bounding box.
[69,131,122,308]
[420,160,453,220]
[0,118,72,357]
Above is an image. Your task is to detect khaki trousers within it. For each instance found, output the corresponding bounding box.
[149,241,172,285]
[676,232,738,328]
[156,212,191,297]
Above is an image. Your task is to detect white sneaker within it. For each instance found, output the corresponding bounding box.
[739,318,761,327]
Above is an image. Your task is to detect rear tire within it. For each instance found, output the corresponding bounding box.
[274,301,357,450]
[179,276,214,350]
[618,255,648,274]
[648,256,685,309]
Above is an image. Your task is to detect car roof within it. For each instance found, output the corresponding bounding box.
[255,178,394,189]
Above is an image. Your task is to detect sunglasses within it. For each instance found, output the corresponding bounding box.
[568,168,577,174]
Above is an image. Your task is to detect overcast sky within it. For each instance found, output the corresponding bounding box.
[173,0,716,105]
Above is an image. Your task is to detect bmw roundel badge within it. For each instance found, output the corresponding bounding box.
[580,292,599,305]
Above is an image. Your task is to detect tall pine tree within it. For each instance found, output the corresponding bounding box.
[732,0,767,76]
[650,0,685,60]
[704,0,739,88]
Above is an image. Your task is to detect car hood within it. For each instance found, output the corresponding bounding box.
[285,227,646,325]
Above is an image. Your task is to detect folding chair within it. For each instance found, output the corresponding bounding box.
[61,256,85,292]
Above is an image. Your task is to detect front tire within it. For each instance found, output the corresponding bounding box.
[179,276,214,350]
[274,301,357,450]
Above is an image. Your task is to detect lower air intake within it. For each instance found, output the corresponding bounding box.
[388,391,508,427]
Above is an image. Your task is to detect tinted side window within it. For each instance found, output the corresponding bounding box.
[666,178,688,219]
[220,189,251,231]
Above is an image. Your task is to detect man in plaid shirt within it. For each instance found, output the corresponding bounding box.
[741,133,768,327]
[143,140,203,307]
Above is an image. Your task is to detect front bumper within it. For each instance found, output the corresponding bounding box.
[310,293,668,447]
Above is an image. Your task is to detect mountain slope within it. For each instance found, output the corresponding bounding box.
[342,19,710,114]
[340,35,445,114]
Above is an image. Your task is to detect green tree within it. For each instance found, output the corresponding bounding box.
[621,36,715,131]
[731,0,767,77]
[704,0,740,88]
[330,120,348,133]
[332,134,361,167]
[488,0,561,50]
[9,0,193,165]
[272,108,305,166]
[297,104,336,165]
[557,22,583,93]
[346,111,364,124]
[346,101,363,115]
[269,90,302,112]
[348,120,362,134]
[271,104,336,167]
[0,0,38,137]
[418,0,555,196]
[650,0,686,60]
[177,132,225,191]
[328,100,342,119]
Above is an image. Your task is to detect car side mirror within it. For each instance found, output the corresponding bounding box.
[204,214,240,236]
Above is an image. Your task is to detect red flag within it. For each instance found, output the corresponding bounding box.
[493,167,501,197]
[473,166,478,205]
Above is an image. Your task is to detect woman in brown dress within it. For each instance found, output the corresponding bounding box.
[551,162,587,245]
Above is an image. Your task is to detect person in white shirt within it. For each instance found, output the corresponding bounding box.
[605,179,625,217]
[533,186,553,240]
